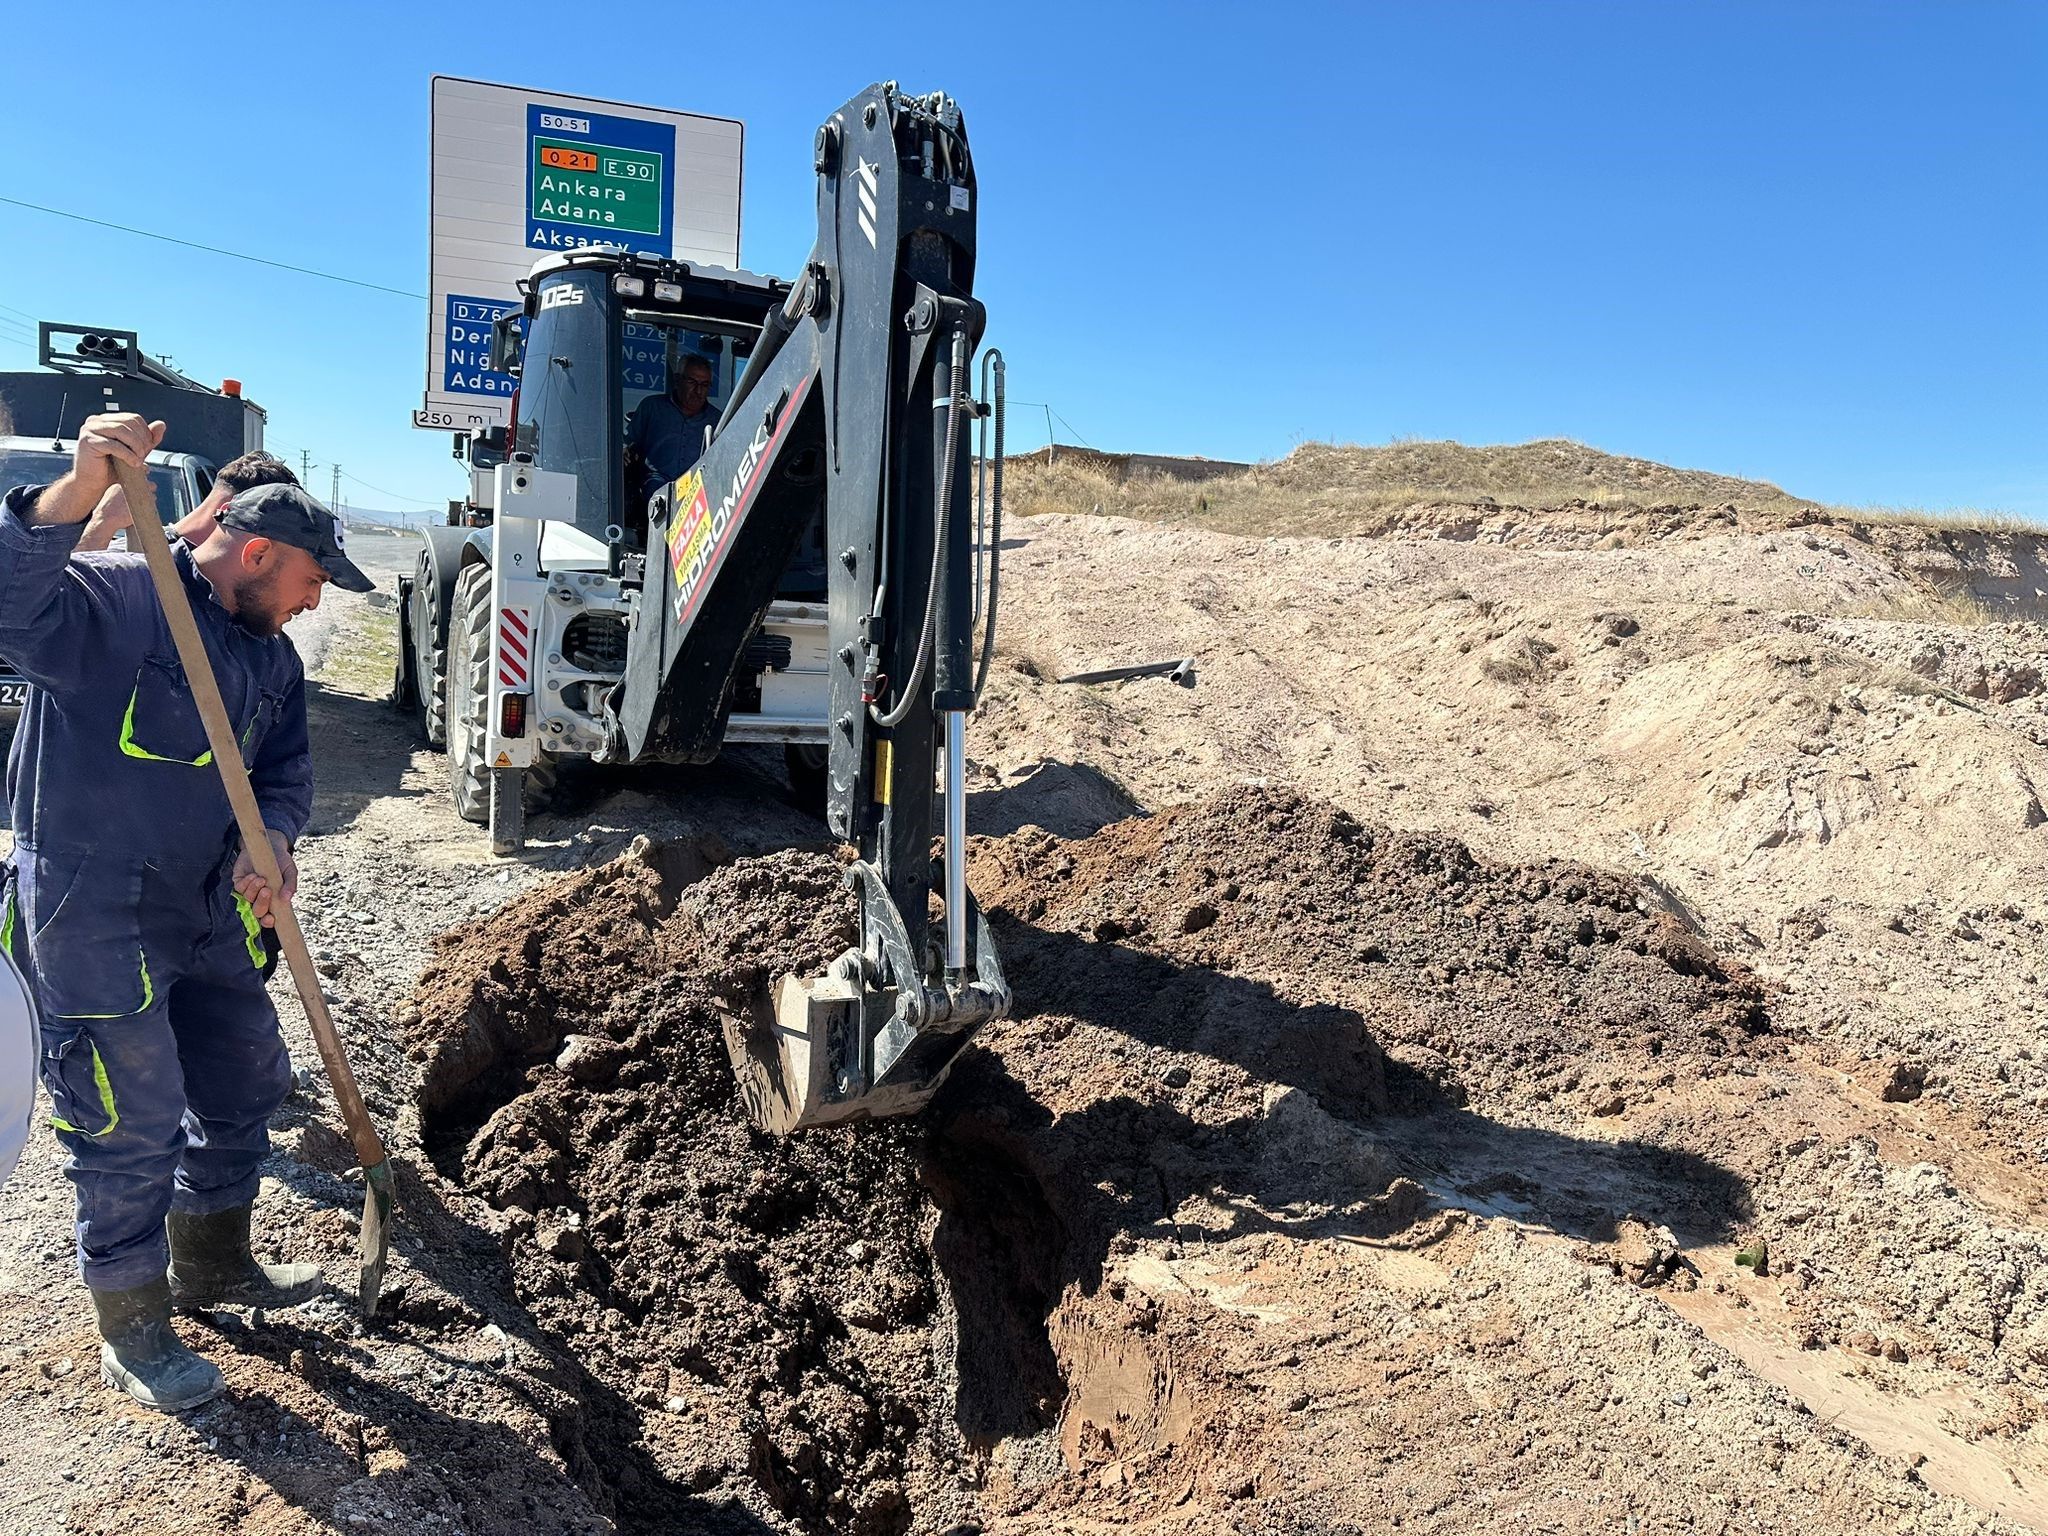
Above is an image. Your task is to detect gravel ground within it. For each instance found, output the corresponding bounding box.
[0,508,2043,1535]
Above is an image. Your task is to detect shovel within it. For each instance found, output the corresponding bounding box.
[111,462,396,1316]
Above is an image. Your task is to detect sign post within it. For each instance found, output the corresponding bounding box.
[421,77,743,433]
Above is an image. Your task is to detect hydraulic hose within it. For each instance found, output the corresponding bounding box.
[971,351,1004,703]
[974,352,992,628]
[872,325,969,729]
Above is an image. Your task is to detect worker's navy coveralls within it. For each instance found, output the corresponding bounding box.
[0,485,311,1292]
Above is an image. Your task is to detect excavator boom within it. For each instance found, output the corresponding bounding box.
[599,83,1008,1130]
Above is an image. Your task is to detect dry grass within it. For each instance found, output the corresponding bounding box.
[1823,504,2041,536]
[323,607,402,694]
[1479,634,1562,685]
[1872,664,1972,703]
[1002,439,2037,540]
[1832,588,1998,627]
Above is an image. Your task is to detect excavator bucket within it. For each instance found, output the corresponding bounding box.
[725,974,915,1134]
[722,976,847,1136]
[724,849,1011,1135]
[724,966,1005,1134]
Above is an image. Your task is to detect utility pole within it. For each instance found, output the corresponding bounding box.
[298,449,314,486]
[330,465,341,517]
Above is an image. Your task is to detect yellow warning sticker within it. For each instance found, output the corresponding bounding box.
[665,469,710,598]
[873,738,892,805]
[493,751,512,767]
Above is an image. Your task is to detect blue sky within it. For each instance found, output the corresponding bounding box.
[0,2,2040,516]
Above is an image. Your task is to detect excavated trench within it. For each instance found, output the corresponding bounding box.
[405,789,1769,1534]
[410,839,1073,1535]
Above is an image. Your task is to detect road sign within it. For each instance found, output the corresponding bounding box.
[620,320,667,395]
[442,294,520,401]
[422,77,742,433]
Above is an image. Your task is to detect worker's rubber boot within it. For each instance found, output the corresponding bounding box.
[92,1277,225,1413]
[167,1205,324,1309]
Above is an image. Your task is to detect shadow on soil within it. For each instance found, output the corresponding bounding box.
[303,682,421,836]
[966,758,1142,841]
[206,1147,779,1534]
[921,913,1754,1445]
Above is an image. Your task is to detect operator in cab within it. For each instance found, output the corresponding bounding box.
[0,413,371,1413]
[625,352,718,507]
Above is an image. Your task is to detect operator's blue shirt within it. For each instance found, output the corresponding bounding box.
[625,394,719,504]
[0,484,311,871]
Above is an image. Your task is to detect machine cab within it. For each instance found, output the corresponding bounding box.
[498,250,823,590]
[483,248,829,765]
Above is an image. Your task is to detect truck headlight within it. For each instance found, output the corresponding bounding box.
[613,275,647,298]
[653,280,683,304]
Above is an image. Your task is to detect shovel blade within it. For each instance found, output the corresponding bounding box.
[357,1160,397,1317]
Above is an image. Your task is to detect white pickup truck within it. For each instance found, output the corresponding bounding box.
[0,437,218,709]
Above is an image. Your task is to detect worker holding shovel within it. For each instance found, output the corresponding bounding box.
[0,412,372,1411]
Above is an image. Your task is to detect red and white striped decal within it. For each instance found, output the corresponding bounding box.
[497,607,532,689]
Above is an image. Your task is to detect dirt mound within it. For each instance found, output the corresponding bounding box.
[941,790,1780,1528]
[1257,438,1820,514]
[392,788,1789,1532]
[1005,436,1831,540]
[410,841,982,1535]
[971,787,1768,1118]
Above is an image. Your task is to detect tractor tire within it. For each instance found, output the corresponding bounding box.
[445,563,492,824]
[415,546,450,749]
[446,562,559,832]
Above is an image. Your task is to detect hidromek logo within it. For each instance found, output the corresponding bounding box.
[670,380,814,626]
[676,417,771,609]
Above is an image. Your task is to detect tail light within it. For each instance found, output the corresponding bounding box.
[500,692,527,737]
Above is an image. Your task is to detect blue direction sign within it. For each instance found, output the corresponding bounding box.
[442,294,521,400]
[526,105,678,255]
[621,321,668,395]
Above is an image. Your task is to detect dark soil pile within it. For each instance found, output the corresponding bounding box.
[409,840,976,1536]
[969,787,1772,1119]
[398,789,1773,1534]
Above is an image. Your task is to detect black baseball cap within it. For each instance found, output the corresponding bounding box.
[217,484,374,593]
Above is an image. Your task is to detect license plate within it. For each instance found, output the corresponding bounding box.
[0,683,27,709]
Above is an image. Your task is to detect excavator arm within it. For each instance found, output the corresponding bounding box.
[605,82,1009,1131]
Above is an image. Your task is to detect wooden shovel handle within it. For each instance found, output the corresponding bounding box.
[111,463,387,1170]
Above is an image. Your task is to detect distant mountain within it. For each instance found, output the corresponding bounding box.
[337,504,442,533]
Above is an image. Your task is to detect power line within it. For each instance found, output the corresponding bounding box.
[1048,410,1094,450]
[341,469,439,508]
[245,445,435,510]
[0,196,424,301]
[1007,399,1095,450]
